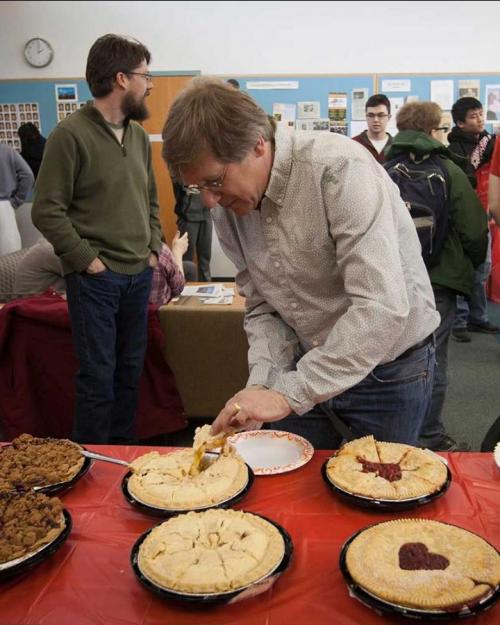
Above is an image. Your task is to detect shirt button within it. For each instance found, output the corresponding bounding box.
[291,302,298,309]
[312,340,319,346]
[266,217,273,224]
[274,261,281,268]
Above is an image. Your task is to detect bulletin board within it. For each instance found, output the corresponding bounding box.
[222,74,375,137]
[376,73,500,133]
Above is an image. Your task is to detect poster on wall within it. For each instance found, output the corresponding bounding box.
[57,101,85,122]
[485,85,500,120]
[381,79,411,92]
[297,101,320,119]
[272,102,296,129]
[430,80,454,111]
[328,93,347,123]
[351,88,369,121]
[55,84,78,102]
[459,79,480,99]
[0,102,41,150]
[330,123,348,135]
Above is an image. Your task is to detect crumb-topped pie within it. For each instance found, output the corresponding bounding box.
[127,426,248,510]
[326,436,448,500]
[0,434,85,492]
[344,519,500,610]
[137,509,285,594]
[0,490,65,564]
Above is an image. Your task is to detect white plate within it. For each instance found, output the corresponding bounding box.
[228,430,314,475]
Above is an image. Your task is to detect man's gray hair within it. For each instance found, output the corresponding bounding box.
[162,77,274,180]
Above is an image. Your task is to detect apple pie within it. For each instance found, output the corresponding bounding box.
[138,509,285,594]
[127,446,248,510]
[345,519,500,610]
[0,490,65,564]
[326,436,448,500]
[0,434,85,492]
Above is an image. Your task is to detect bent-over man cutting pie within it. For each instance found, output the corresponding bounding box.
[161,78,440,448]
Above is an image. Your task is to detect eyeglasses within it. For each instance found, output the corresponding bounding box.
[366,113,390,119]
[434,126,449,132]
[183,167,228,195]
[127,71,153,83]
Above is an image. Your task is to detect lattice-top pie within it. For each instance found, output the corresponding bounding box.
[326,436,448,500]
[0,434,85,492]
[345,519,500,610]
[0,491,65,564]
[138,509,285,594]
[127,446,248,510]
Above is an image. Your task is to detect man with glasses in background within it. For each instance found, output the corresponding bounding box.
[162,78,440,448]
[447,97,500,343]
[352,94,393,163]
[32,34,161,444]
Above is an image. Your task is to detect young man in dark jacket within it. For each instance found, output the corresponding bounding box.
[447,97,499,342]
[352,94,393,164]
[386,101,488,451]
[32,35,162,444]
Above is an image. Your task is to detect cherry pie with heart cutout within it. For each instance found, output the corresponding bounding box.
[344,519,500,610]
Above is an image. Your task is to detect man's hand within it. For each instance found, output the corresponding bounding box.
[85,257,107,274]
[211,388,292,435]
[148,252,159,268]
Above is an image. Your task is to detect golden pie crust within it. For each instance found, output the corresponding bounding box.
[138,509,285,594]
[0,434,85,492]
[0,491,65,564]
[128,448,248,510]
[326,436,448,500]
[345,519,500,610]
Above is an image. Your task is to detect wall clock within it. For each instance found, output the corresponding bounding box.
[24,38,54,68]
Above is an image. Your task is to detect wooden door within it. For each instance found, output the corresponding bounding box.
[142,75,194,244]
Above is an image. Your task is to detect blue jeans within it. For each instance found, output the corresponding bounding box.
[65,267,153,444]
[270,338,436,449]
[419,287,456,447]
[454,232,491,328]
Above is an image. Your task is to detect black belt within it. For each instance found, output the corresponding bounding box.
[396,333,435,361]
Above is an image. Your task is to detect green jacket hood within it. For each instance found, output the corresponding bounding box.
[385,130,450,161]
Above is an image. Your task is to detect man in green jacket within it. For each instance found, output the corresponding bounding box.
[386,101,488,451]
[32,34,162,444]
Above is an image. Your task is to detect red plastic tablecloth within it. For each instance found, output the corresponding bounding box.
[0,447,498,625]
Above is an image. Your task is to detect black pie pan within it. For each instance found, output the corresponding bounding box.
[339,521,499,621]
[122,462,255,517]
[0,508,72,582]
[2,443,92,497]
[130,511,293,605]
[321,457,451,511]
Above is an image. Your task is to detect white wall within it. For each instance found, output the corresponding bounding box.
[1,1,500,79]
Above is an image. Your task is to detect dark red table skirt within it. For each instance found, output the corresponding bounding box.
[0,292,187,440]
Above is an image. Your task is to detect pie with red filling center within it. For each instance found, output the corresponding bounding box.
[137,509,285,594]
[345,519,500,610]
[326,436,448,500]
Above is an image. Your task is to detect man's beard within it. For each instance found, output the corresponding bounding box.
[121,92,150,121]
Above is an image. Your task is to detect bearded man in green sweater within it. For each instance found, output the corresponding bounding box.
[32,34,162,444]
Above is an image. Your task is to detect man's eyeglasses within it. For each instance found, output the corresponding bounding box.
[366,113,390,119]
[183,167,228,195]
[127,71,154,83]
[434,126,449,132]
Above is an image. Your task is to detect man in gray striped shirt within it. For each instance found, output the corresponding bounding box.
[162,78,440,448]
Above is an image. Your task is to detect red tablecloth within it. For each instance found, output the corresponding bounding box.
[0,447,498,625]
[0,293,187,440]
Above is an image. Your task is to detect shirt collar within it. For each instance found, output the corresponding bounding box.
[264,128,293,208]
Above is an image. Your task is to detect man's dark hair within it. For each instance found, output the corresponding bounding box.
[365,94,391,114]
[226,78,240,89]
[86,34,151,98]
[451,97,483,124]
